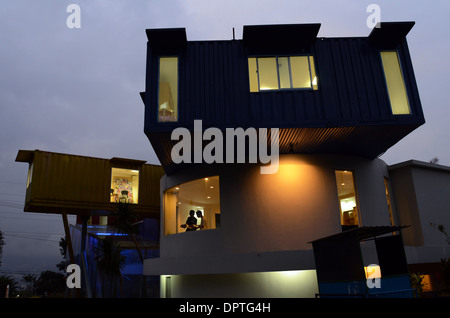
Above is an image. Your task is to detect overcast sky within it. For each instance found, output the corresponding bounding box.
[1,0,449,281]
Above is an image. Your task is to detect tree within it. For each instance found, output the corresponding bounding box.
[34,271,66,297]
[22,274,37,297]
[429,157,440,164]
[95,237,126,297]
[56,237,69,272]
[0,275,18,298]
[110,201,144,263]
[0,229,5,267]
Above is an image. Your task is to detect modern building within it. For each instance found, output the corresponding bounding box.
[140,22,450,297]
[15,149,164,297]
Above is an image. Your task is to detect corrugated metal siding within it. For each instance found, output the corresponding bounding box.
[31,151,110,204]
[145,37,423,130]
[24,151,163,216]
[143,34,425,173]
[139,163,165,207]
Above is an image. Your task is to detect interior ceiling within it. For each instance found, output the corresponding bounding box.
[176,176,220,206]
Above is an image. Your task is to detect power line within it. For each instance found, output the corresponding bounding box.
[3,233,61,243]
[0,192,24,197]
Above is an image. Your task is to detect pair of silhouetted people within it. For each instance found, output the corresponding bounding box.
[181,210,206,231]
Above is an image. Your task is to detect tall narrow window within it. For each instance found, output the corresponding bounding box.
[384,178,395,226]
[158,57,178,122]
[110,168,140,203]
[26,163,33,189]
[380,51,411,115]
[164,176,220,235]
[335,170,360,231]
[248,55,318,92]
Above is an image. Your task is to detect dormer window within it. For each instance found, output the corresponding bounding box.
[248,55,318,92]
[158,57,178,122]
[380,51,411,115]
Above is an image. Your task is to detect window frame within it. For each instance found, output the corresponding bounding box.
[110,167,140,204]
[334,170,361,231]
[248,54,318,92]
[163,176,221,236]
[379,50,412,116]
[157,56,179,123]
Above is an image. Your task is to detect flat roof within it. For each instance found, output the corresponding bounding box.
[389,159,450,173]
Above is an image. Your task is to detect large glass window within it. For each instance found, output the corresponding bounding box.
[248,55,318,92]
[110,168,140,203]
[158,57,178,122]
[380,51,411,115]
[164,176,220,235]
[335,170,360,230]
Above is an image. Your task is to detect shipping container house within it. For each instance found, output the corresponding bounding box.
[141,22,425,175]
[15,149,164,218]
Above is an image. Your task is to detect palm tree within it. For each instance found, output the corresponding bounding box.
[22,274,36,297]
[110,201,144,263]
[95,237,126,297]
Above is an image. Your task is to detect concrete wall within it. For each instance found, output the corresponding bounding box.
[390,161,450,248]
[158,154,392,261]
[160,270,319,298]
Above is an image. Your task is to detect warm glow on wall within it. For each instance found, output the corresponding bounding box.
[364,265,382,279]
[277,163,304,183]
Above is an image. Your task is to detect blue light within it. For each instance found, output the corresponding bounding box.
[94,232,128,236]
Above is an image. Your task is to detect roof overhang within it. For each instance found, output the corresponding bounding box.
[146,28,187,50]
[243,23,321,54]
[309,226,408,244]
[369,21,415,47]
[146,123,422,175]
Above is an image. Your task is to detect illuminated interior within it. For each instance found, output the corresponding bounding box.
[110,168,140,203]
[364,264,382,279]
[380,51,411,115]
[26,163,33,189]
[335,170,359,229]
[248,55,318,92]
[384,178,395,226]
[164,176,220,235]
[158,57,178,122]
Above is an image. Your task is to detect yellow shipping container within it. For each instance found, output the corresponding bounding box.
[15,150,164,218]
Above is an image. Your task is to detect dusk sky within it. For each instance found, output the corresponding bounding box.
[1,0,449,282]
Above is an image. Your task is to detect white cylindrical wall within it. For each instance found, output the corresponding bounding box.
[159,154,392,259]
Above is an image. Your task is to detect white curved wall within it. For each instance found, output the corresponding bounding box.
[159,154,392,260]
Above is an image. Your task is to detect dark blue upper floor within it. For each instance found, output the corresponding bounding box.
[141,22,425,174]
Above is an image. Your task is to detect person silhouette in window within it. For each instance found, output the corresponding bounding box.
[184,210,197,232]
[195,210,207,230]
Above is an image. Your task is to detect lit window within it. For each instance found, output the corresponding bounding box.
[380,51,411,115]
[158,57,178,122]
[26,163,33,189]
[335,170,360,230]
[384,178,395,226]
[164,176,220,235]
[248,55,318,92]
[110,168,140,203]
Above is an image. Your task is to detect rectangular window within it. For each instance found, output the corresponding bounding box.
[110,168,140,203]
[26,163,33,189]
[335,170,360,231]
[248,55,318,92]
[380,51,411,115]
[384,178,395,226]
[158,57,178,122]
[164,176,220,235]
